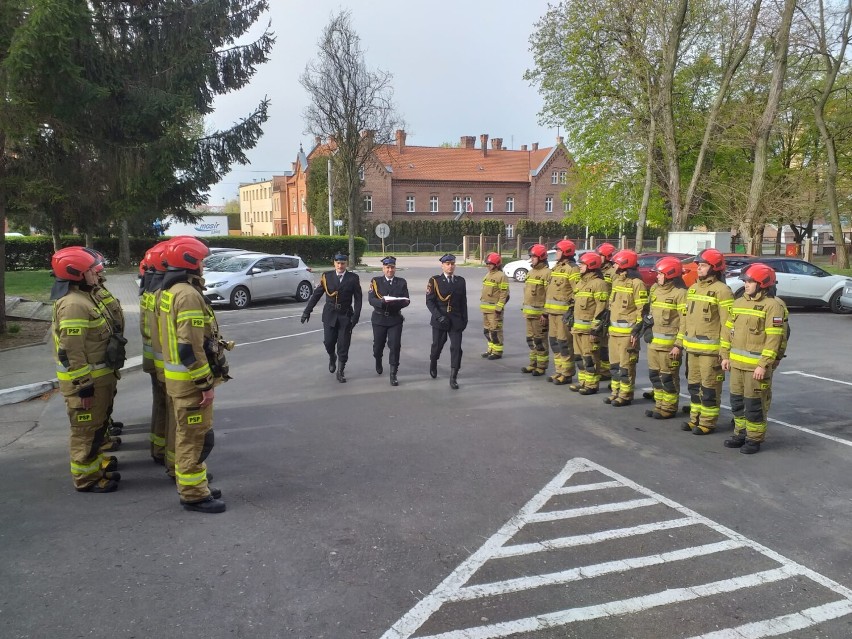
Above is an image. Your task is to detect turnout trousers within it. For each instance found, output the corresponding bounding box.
[686,352,725,433]
[548,314,575,379]
[482,312,504,356]
[647,349,682,417]
[149,372,167,462]
[572,333,601,391]
[729,367,772,443]
[171,392,215,503]
[524,316,549,371]
[66,373,116,490]
[608,335,639,401]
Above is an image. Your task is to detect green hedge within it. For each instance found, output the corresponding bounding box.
[4,235,367,271]
[361,219,506,244]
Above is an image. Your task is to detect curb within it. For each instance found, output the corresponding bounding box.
[0,354,145,407]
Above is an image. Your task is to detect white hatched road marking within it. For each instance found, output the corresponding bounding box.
[780,370,852,387]
[381,458,852,639]
[234,329,322,347]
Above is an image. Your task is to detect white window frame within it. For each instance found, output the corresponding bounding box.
[551,171,559,184]
[406,195,415,213]
[363,194,373,213]
[545,196,553,213]
[506,224,515,239]
[484,196,493,213]
[430,196,439,213]
[564,197,571,212]
[506,196,515,213]
[463,196,472,214]
[453,196,462,213]
[560,170,568,184]
[358,166,365,182]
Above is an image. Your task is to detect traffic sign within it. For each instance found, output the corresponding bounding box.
[375,223,390,239]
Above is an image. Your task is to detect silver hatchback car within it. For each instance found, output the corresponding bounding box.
[203,253,314,309]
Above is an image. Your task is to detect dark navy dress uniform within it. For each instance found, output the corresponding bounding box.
[426,254,468,388]
[369,257,410,385]
[302,254,362,382]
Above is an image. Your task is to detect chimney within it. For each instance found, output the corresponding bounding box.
[520,144,528,151]
[532,142,539,151]
[491,138,503,151]
[361,129,375,144]
[556,136,564,146]
[395,129,406,153]
[314,135,321,148]
[460,136,476,149]
[480,134,489,156]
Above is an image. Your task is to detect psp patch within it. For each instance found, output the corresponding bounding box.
[191,319,204,328]
[187,414,203,425]
[66,328,82,335]
[76,413,92,422]
[772,316,783,326]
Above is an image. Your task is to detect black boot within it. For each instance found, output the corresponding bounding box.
[181,495,226,513]
[336,364,346,383]
[429,358,438,379]
[724,433,746,448]
[740,439,761,454]
[375,357,383,375]
[449,368,459,390]
[390,367,399,386]
[328,353,337,374]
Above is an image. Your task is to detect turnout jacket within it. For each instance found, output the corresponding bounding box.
[93,279,124,333]
[676,277,734,355]
[368,276,410,327]
[647,282,687,351]
[52,285,114,397]
[426,273,468,331]
[608,271,648,337]
[480,269,509,313]
[521,262,552,317]
[304,270,362,325]
[140,286,157,374]
[544,261,580,315]
[571,271,610,335]
[719,290,786,371]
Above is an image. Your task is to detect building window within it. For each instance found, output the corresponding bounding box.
[363,194,373,213]
[506,197,515,213]
[358,166,365,182]
[560,170,567,184]
[430,196,439,213]
[485,196,493,213]
[463,196,472,214]
[301,198,306,212]
[564,197,572,212]
[406,195,415,213]
[545,196,553,213]
[453,196,462,213]
[551,171,559,184]
[506,224,514,239]
[292,197,296,212]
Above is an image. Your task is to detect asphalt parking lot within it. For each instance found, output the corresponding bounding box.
[2,259,852,639]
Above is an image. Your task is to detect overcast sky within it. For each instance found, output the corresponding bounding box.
[205,0,558,204]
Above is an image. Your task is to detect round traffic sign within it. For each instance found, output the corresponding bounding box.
[375,223,390,239]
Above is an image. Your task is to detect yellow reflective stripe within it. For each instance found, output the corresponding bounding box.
[189,363,212,381]
[521,306,544,316]
[730,352,759,365]
[573,320,594,329]
[595,291,609,301]
[56,363,92,381]
[683,339,721,352]
[176,310,208,323]
[550,272,572,280]
[608,326,633,335]
[720,340,731,349]
[526,277,547,285]
[575,291,594,299]
[732,308,766,318]
[544,300,570,312]
[652,301,679,310]
[480,303,498,311]
[59,317,106,330]
[764,327,784,335]
[150,433,166,447]
[71,457,102,475]
[720,299,734,309]
[761,349,777,359]
[176,468,207,486]
[612,285,634,294]
[651,333,676,346]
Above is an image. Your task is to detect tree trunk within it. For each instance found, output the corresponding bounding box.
[119,219,130,269]
[659,0,688,230]
[634,115,656,249]
[0,129,6,334]
[742,0,796,251]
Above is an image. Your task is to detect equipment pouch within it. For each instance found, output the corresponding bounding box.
[104,333,128,370]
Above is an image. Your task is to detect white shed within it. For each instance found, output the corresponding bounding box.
[667,231,732,254]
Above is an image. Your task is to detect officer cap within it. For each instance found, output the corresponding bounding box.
[381,256,397,266]
[334,253,348,261]
[439,253,456,263]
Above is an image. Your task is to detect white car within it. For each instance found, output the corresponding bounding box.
[725,257,852,313]
[502,249,590,282]
[203,253,314,309]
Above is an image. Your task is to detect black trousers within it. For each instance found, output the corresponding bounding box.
[323,315,353,363]
[431,328,463,370]
[373,323,403,367]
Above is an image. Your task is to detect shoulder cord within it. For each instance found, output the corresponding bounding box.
[321,273,338,299]
[431,277,452,312]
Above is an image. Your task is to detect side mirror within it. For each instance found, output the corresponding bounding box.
[249,267,262,275]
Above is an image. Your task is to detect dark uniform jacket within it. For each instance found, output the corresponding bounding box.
[368,277,410,326]
[426,273,468,331]
[304,270,362,325]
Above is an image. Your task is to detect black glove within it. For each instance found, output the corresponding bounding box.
[300,312,310,324]
[437,315,449,327]
[78,385,95,399]
[562,309,574,326]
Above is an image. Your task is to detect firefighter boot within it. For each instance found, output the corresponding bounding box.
[181,495,226,514]
[740,439,761,454]
[449,368,459,390]
[390,367,399,387]
[724,433,746,448]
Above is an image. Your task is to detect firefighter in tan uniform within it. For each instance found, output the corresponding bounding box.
[479,253,509,360]
[596,242,616,382]
[569,252,610,395]
[140,242,169,465]
[159,237,229,513]
[520,244,551,376]
[675,248,734,435]
[644,257,688,419]
[544,240,580,384]
[50,247,120,493]
[720,263,787,454]
[605,250,649,406]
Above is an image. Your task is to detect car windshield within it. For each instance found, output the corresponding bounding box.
[215,256,256,273]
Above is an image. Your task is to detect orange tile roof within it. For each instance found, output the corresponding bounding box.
[372,145,553,183]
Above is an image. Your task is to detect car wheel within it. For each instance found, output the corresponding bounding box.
[295,280,313,302]
[513,268,529,282]
[230,286,251,309]
[829,289,851,314]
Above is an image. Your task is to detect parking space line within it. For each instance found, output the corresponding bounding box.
[382,458,852,639]
[780,370,852,387]
[237,329,322,346]
[684,600,852,639]
[220,314,302,327]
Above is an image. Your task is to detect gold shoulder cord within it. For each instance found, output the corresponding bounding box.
[371,278,383,300]
[321,273,338,299]
[431,277,452,312]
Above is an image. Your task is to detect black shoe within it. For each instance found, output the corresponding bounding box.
[681,422,694,431]
[531,369,545,377]
[152,456,165,466]
[390,368,399,386]
[108,426,123,437]
[481,352,491,358]
[449,368,459,390]
[375,358,383,375]
[692,426,713,436]
[654,412,674,420]
[681,405,691,415]
[521,366,535,374]
[103,471,121,481]
[181,495,226,513]
[102,456,118,472]
[578,387,598,395]
[642,391,654,400]
[328,354,337,374]
[724,435,746,448]
[336,367,346,383]
[429,359,438,379]
[740,440,761,454]
[487,353,502,360]
[77,479,119,493]
[603,397,613,404]
[553,375,571,385]
[210,487,222,499]
[101,437,122,452]
[568,383,582,392]
[645,409,656,418]
[612,398,632,407]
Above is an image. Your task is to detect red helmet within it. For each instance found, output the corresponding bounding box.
[528,244,547,260]
[163,237,209,270]
[695,248,726,273]
[612,249,638,270]
[51,247,97,281]
[654,256,684,280]
[485,252,502,266]
[555,239,576,257]
[138,258,147,277]
[596,242,616,260]
[145,242,169,273]
[740,262,776,289]
[81,248,105,273]
[579,251,603,270]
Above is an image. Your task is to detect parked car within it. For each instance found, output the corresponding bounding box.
[208,246,243,254]
[637,252,693,287]
[502,249,591,282]
[203,253,314,309]
[203,249,249,271]
[725,257,852,313]
[840,281,852,311]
